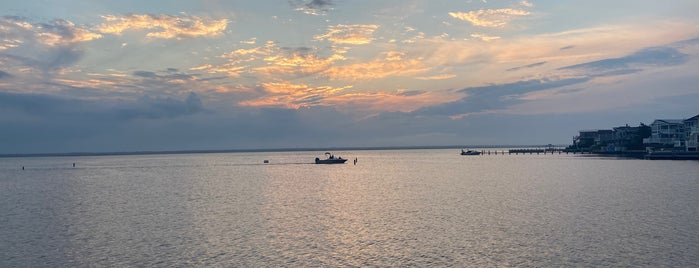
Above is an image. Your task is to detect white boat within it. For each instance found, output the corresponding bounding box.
[315,152,347,164]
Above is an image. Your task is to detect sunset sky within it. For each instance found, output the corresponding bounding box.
[1,0,698,153]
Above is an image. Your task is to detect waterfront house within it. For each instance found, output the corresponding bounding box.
[685,115,699,152]
[575,130,599,150]
[644,119,687,148]
[612,124,651,151]
[574,129,615,151]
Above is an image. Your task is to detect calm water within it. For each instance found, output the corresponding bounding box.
[1,150,698,267]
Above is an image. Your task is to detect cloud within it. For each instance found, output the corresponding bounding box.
[95,14,228,39]
[0,16,101,48]
[449,9,530,28]
[0,16,102,74]
[189,42,279,77]
[1,41,85,73]
[560,45,575,50]
[0,70,12,79]
[34,19,103,46]
[0,83,544,153]
[323,90,452,113]
[0,91,88,118]
[0,91,204,122]
[240,37,257,44]
[403,21,699,88]
[560,47,688,73]
[402,31,425,44]
[115,92,205,120]
[191,63,245,77]
[416,76,591,118]
[471,33,501,42]
[239,81,350,109]
[133,69,194,81]
[304,0,333,9]
[192,42,346,79]
[323,52,429,80]
[506,61,546,72]
[133,70,158,78]
[238,80,449,113]
[314,24,379,45]
[255,46,345,78]
[669,36,699,48]
[519,0,533,8]
[0,91,222,153]
[415,74,456,80]
[414,42,694,119]
[504,66,699,116]
[41,67,204,98]
[264,46,341,67]
[291,0,334,15]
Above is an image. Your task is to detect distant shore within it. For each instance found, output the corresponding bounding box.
[0,144,568,158]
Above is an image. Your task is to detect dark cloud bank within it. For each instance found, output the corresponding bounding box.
[3,90,691,154]
[0,91,559,154]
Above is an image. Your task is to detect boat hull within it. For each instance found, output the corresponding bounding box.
[315,158,347,164]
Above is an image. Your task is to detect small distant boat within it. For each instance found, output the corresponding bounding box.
[461,149,481,155]
[315,152,347,164]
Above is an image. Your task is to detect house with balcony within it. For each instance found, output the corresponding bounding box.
[685,115,699,152]
[643,119,687,148]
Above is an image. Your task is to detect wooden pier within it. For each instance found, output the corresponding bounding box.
[463,147,595,155]
[461,147,697,160]
[464,148,651,158]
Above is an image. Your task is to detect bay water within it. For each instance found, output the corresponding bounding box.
[1,149,698,266]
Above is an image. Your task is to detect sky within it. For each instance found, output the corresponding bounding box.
[1,0,698,154]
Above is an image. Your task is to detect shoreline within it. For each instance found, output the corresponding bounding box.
[0,145,568,158]
[4,146,695,160]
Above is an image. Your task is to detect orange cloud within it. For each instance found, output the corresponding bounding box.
[239,82,351,109]
[402,31,426,44]
[415,74,457,80]
[255,50,345,78]
[95,14,228,39]
[471,33,501,42]
[195,41,347,79]
[323,52,429,80]
[238,81,451,113]
[324,90,454,113]
[449,9,529,28]
[222,41,277,60]
[240,37,257,44]
[191,63,245,77]
[314,24,379,45]
[38,20,102,46]
[0,17,101,48]
[190,42,278,77]
[52,78,118,89]
[209,84,255,94]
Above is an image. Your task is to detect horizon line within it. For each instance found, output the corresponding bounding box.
[0,144,569,158]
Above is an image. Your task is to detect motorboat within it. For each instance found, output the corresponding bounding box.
[315,152,347,164]
[461,149,481,155]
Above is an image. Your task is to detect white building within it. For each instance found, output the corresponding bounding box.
[643,115,699,151]
[644,119,686,148]
[685,115,699,152]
